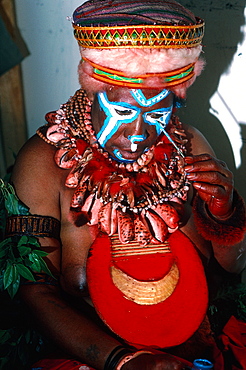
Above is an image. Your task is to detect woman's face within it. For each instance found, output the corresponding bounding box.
[91,87,174,163]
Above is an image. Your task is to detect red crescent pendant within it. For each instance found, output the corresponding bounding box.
[87,229,208,348]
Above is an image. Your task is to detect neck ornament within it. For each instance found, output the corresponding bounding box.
[37,89,190,245]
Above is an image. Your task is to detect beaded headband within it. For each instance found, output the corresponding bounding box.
[83,57,195,88]
[73,19,205,49]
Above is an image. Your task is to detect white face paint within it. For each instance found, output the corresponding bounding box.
[96,92,141,149]
[128,135,147,152]
[130,89,171,107]
[96,89,174,162]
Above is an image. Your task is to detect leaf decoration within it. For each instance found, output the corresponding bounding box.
[0,180,55,298]
[16,264,35,281]
[0,179,29,216]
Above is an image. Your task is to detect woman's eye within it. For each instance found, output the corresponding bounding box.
[115,108,133,116]
[148,113,163,120]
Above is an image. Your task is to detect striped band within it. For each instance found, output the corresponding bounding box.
[5,215,61,240]
[83,57,195,88]
[73,0,198,27]
[73,21,204,49]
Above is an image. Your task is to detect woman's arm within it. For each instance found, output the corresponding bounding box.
[10,136,122,368]
[183,124,246,273]
[19,270,122,369]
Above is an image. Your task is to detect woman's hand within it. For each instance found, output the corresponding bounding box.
[122,352,185,370]
[184,154,234,219]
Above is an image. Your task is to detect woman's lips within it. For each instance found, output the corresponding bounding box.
[118,148,142,160]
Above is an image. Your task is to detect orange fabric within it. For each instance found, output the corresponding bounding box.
[219,316,246,370]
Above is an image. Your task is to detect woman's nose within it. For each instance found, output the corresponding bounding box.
[124,114,147,138]
[124,115,148,151]
[128,134,147,151]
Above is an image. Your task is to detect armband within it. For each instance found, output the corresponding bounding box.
[104,346,134,370]
[193,190,246,246]
[5,215,61,240]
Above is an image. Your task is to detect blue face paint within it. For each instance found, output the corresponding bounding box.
[130,89,171,107]
[96,90,174,162]
[143,107,173,136]
[96,92,141,148]
[128,134,147,152]
[113,149,134,163]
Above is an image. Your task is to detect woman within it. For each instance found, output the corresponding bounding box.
[5,0,246,369]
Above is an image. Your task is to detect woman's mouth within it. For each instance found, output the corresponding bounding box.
[113,148,142,163]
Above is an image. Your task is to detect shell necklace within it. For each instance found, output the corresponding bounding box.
[37,89,190,245]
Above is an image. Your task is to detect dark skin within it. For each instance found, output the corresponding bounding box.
[11,88,246,369]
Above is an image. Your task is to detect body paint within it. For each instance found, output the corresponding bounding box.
[96,92,140,148]
[130,89,170,107]
[96,89,178,162]
[128,134,147,152]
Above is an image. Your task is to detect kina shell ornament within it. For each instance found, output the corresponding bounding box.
[38,89,190,245]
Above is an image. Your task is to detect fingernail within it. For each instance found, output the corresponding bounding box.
[184,165,193,172]
[186,173,196,180]
[184,156,193,162]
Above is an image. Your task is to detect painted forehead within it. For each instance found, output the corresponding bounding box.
[130,89,171,107]
[105,88,171,107]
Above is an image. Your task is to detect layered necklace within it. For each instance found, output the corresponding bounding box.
[37,89,190,245]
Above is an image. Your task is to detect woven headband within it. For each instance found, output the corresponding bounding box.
[83,57,196,88]
[73,20,204,49]
[73,0,204,49]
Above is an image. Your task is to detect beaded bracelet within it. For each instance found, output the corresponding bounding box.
[104,346,134,370]
[193,189,246,246]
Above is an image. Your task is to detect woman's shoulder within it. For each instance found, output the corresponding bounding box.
[17,133,56,160]
[12,134,63,177]
[11,134,68,216]
[182,122,215,156]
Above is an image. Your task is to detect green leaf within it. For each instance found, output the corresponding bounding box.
[7,275,20,298]
[16,264,35,281]
[30,261,41,272]
[24,330,31,344]
[0,274,4,290]
[28,253,39,263]
[0,244,9,258]
[29,254,41,272]
[0,237,14,248]
[39,258,55,278]
[17,245,32,257]
[17,235,29,246]
[5,246,15,264]
[0,206,54,297]
[3,264,15,289]
[32,249,48,257]
[0,329,11,344]
[0,357,10,368]
[23,258,32,268]
[0,180,29,216]
[26,237,41,247]
[18,202,30,215]
[6,194,20,215]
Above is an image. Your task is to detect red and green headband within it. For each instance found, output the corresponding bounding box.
[83,57,196,89]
